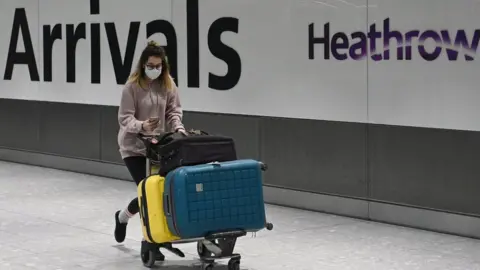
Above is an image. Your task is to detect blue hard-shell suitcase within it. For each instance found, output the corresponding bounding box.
[163,159,267,239]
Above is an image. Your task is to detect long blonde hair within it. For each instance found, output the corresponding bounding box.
[127,40,174,90]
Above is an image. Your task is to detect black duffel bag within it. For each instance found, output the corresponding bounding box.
[147,129,237,176]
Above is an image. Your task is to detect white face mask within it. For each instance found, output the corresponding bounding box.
[145,67,162,80]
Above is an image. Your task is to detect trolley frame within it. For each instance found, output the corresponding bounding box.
[137,133,273,269]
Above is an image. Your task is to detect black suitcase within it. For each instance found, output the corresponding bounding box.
[148,130,237,176]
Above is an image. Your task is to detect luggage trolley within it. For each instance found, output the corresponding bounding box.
[137,133,274,270]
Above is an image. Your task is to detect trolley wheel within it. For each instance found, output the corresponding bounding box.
[141,250,156,268]
[202,263,214,270]
[228,259,240,270]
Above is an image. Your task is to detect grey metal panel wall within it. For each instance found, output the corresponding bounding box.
[259,117,367,198]
[0,99,41,151]
[38,102,102,159]
[368,124,480,216]
[100,106,123,163]
[2,98,480,221]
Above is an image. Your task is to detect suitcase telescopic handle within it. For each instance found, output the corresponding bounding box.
[139,195,148,225]
[163,194,172,216]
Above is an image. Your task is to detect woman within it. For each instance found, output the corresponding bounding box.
[114,40,185,243]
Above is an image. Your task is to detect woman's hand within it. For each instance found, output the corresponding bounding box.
[142,119,158,132]
[176,128,187,136]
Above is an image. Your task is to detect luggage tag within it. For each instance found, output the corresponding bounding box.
[194,162,220,193]
[195,183,204,192]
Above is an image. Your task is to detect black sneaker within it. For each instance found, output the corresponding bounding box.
[114,210,128,243]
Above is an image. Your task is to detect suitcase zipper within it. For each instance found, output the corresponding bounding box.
[169,175,182,236]
[141,179,155,242]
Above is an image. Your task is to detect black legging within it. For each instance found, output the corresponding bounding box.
[124,156,147,215]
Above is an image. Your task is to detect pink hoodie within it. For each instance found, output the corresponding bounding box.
[117,80,185,159]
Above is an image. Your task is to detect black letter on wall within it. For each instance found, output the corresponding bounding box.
[146,20,178,85]
[43,24,62,81]
[4,8,40,81]
[90,0,101,83]
[90,0,100,15]
[186,0,200,88]
[208,17,241,91]
[105,22,140,84]
[308,23,330,60]
[66,23,86,83]
[91,23,101,84]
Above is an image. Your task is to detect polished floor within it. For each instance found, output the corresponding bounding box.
[1,161,480,269]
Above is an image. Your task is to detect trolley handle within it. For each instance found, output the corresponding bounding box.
[164,194,172,216]
[137,133,154,142]
[137,132,178,147]
[137,133,160,149]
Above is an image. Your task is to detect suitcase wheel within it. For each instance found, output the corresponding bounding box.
[202,264,214,270]
[141,250,156,268]
[266,222,274,231]
[228,259,241,270]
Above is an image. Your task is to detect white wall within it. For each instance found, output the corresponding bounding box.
[0,0,479,131]
[367,0,480,131]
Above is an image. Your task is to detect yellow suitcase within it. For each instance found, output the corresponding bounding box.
[138,174,180,244]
